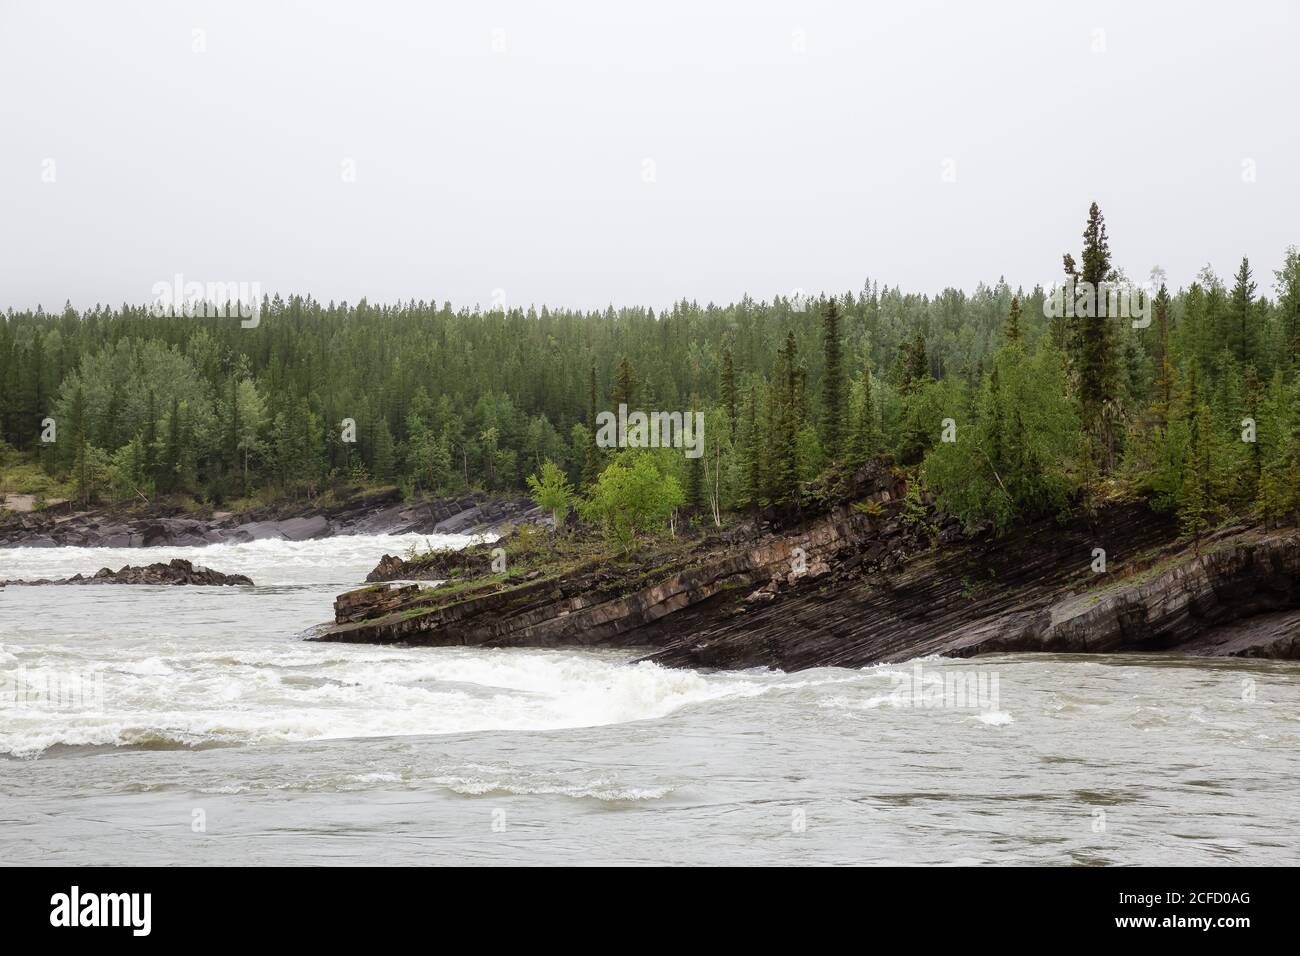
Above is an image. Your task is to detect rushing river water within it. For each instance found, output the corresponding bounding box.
[2,535,1298,865]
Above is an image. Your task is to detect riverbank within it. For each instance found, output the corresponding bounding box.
[313,466,1300,666]
[0,486,544,548]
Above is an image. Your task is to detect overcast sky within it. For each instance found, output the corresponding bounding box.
[2,0,1296,314]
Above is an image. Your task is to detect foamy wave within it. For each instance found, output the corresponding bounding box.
[0,650,767,757]
[426,764,674,801]
[0,531,486,587]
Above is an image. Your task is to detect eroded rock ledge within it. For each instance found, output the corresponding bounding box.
[310,468,1300,667]
[2,558,253,587]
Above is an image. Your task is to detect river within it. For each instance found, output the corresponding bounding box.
[2,535,1297,865]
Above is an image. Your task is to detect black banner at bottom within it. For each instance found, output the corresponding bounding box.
[0,865,1286,942]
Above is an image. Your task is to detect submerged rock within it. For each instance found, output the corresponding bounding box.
[2,558,253,587]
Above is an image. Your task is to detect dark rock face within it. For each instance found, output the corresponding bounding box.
[0,489,543,549]
[644,522,1300,669]
[2,558,253,587]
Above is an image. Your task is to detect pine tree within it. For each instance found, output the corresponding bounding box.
[1244,364,1263,493]
[1276,246,1300,378]
[768,332,803,503]
[738,382,765,506]
[899,333,929,395]
[1068,202,1117,472]
[820,299,847,462]
[1256,374,1300,523]
[582,364,603,487]
[720,348,737,441]
[1153,284,1173,423]
[685,402,703,512]
[1229,255,1258,367]
[143,389,158,486]
[227,373,241,491]
[610,355,637,408]
[372,417,396,482]
[1179,404,1219,547]
[1005,296,1023,343]
[849,357,878,466]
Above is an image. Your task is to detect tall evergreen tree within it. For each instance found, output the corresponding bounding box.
[582,364,603,487]
[768,332,803,503]
[820,299,847,461]
[1229,255,1258,367]
[143,388,158,485]
[899,333,929,395]
[684,397,703,510]
[740,383,764,506]
[1005,296,1023,343]
[849,357,878,466]
[720,348,737,441]
[610,356,637,408]
[1153,284,1173,422]
[1066,202,1117,471]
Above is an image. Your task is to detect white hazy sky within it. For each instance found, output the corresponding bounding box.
[2,0,1296,313]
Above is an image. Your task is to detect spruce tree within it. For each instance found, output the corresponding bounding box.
[1229,256,1257,367]
[1153,284,1173,423]
[1244,364,1263,491]
[610,356,637,408]
[820,299,847,461]
[899,333,929,395]
[1069,202,1117,472]
[768,333,803,503]
[849,357,878,466]
[1179,404,1219,548]
[581,364,602,487]
[1005,296,1023,343]
[684,399,703,510]
[227,374,241,492]
[143,389,158,484]
[372,418,395,482]
[720,348,737,441]
[740,382,764,506]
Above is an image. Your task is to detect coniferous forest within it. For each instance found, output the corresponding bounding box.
[2,204,1299,539]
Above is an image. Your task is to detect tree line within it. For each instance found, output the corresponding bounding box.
[2,204,1298,540]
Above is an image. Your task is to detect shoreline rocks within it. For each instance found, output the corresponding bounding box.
[0,489,543,549]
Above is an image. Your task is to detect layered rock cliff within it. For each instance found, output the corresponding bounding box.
[310,469,1300,667]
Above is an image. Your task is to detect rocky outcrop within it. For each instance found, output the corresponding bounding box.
[2,558,253,586]
[310,466,1300,665]
[365,543,500,583]
[334,583,424,622]
[0,488,543,548]
[644,522,1300,668]
[312,468,934,649]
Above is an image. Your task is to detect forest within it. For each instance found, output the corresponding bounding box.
[2,203,1299,542]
